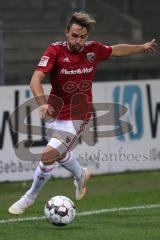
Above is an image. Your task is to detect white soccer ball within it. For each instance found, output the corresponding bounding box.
[44,195,76,226]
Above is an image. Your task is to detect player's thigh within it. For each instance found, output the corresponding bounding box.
[45,119,88,155]
[49,120,88,152]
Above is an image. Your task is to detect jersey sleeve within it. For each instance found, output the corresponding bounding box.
[95,41,112,62]
[35,45,56,73]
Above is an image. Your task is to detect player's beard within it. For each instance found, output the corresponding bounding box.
[68,42,84,53]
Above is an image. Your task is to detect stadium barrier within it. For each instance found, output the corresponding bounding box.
[0,79,160,181]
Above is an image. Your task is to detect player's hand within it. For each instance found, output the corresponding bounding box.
[143,39,158,53]
[39,104,54,119]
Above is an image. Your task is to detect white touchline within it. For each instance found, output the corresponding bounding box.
[0,203,160,224]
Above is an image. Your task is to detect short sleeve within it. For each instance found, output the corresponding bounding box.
[35,45,56,73]
[95,42,112,62]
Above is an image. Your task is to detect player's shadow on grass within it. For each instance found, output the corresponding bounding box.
[47,225,83,231]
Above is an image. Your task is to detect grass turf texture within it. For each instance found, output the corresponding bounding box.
[1,170,160,240]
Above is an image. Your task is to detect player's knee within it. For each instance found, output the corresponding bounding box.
[47,137,68,156]
[41,145,61,165]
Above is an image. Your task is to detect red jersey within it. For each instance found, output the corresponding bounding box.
[36,41,112,120]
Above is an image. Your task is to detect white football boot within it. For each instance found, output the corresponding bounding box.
[8,194,35,215]
[74,167,91,200]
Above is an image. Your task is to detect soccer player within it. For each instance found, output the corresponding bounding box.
[9,12,157,214]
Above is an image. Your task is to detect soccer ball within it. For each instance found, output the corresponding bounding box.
[44,195,76,226]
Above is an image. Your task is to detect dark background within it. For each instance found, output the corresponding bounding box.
[0,0,159,85]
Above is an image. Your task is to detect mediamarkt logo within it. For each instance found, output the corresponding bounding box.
[60,66,93,75]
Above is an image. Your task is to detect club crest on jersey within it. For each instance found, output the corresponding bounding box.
[87,52,95,62]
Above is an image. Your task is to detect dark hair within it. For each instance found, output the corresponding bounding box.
[67,12,96,32]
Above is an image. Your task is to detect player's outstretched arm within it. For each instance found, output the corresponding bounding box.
[111,39,157,57]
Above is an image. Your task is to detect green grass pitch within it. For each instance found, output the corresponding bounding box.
[1,170,160,240]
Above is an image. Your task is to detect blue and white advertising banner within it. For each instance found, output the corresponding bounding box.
[76,80,160,174]
[0,80,160,181]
